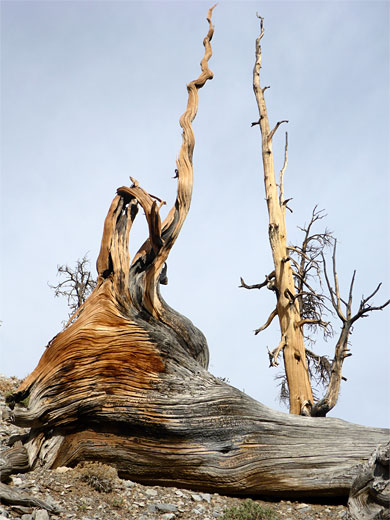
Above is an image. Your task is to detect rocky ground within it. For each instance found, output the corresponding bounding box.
[0,375,348,520]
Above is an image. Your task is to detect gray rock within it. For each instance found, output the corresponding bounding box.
[33,510,50,520]
[149,504,178,513]
[191,494,202,502]
[296,503,310,510]
[43,496,62,512]
[145,488,158,497]
[161,514,176,520]
[21,515,34,520]
[122,479,136,488]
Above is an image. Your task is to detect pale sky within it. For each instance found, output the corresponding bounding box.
[1,1,389,428]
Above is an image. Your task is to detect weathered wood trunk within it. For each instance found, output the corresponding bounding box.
[347,442,390,519]
[2,7,388,503]
[252,17,313,416]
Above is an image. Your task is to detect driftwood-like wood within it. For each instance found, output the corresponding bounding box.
[0,443,30,483]
[2,7,389,502]
[0,483,59,513]
[348,442,390,519]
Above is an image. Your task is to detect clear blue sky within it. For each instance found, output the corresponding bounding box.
[1,1,389,428]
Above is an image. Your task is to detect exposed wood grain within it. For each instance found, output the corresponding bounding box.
[2,7,389,503]
[348,442,390,519]
[0,443,29,482]
[0,482,59,512]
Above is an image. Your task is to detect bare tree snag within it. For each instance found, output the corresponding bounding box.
[310,245,390,417]
[247,16,390,418]
[252,15,313,415]
[2,8,389,502]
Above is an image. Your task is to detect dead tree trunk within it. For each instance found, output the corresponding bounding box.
[2,7,388,501]
[251,16,313,415]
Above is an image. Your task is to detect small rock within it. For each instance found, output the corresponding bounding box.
[145,488,158,496]
[122,479,136,488]
[54,466,71,473]
[44,496,62,513]
[33,511,50,520]
[200,493,211,503]
[174,490,185,497]
[11,476,23,486]
[191,494,202,502]
[296,503,310,510]
[161,514,176,520]
[21,515,33,520]
[154,504,178,513]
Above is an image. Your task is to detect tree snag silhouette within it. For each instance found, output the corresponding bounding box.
[242,15,389,417]
[49,254,97,324]
[1,9,388,507]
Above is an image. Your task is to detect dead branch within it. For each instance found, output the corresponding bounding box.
[296,318,330,329]
[239,271,275,290]
[254,308,277,335]
[268,120,288,142]
[313,245,389,416]
[268,336,287,367]
[279,132,288,208]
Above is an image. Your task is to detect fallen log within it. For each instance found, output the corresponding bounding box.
[3,6,388,502]
[0,483,59,513]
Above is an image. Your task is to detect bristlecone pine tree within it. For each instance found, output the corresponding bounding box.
[1,9,388,514]
[241,14,389,418]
